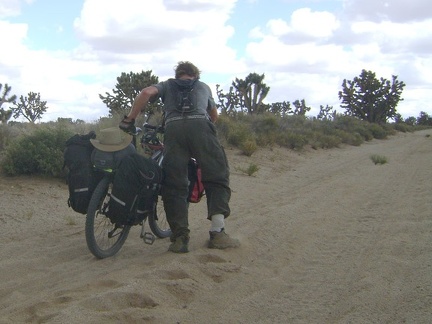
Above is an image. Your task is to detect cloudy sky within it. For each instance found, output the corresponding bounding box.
[0,0,431,122]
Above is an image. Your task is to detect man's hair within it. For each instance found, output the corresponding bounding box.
[174,61,201,79]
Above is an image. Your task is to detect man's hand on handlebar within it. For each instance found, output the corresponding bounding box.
[119,116,136,135]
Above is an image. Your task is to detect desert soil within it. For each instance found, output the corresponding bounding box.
[0,129,431,324]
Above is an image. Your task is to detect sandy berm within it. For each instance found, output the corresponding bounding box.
[0,129,431,323]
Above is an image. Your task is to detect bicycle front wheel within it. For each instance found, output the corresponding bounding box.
[148,196,172,238]
[85,176,131,259]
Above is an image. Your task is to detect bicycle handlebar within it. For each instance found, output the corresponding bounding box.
[143,123,157,130]
[143,123,164,133]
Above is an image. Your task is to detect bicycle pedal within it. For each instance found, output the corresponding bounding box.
[143,232,155,245]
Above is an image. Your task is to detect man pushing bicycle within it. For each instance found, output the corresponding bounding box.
[120,61,240,253]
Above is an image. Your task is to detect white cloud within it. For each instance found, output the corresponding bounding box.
[70,0,241,83]
[343,0,432,23]
[74,0,236,54]
[1,0,241,122]
[238,4,432,118]
[0,0,25,17]
[1,0,431,123]
[0,20,28,65]
[251,8,340,43]
[291,8,339,38]
[267,19,291,36]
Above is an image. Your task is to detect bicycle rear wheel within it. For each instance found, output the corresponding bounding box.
[148,196,172,238]
[85,176,131,258]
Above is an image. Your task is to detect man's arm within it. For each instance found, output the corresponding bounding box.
[119,86,159,133]
[125,85,159,122]
[209,106,218,123]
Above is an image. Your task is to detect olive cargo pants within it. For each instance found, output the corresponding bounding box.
[161,118,231,238]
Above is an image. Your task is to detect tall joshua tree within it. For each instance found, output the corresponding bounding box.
[0,83,17,124]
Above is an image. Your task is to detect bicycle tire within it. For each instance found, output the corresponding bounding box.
[85,176,131,258]
[148,196,172,238]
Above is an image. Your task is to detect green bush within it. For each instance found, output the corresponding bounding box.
[393,123,410,133]
[334,130,364,146]
[251,114,279,133]
[311,134,342,149]
[1,125,74,176]
[279,115,308,130]
[353,126,373,141]
[367,123,388,139]
[0,114,420,178]
[0,123,33,151]
[370,154,388,165]
[236,163,260,176]
[215,114,234,142]
[276,132,308,150]
[334,115,361,131]
[226,123,253,147]
[240,139,258,156]
[251,114,280,146]
[215,114,412,152]
[381,123,397,136]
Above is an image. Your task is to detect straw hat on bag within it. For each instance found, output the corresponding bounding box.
[90,127,133,152]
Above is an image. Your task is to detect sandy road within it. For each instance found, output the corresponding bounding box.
[0,129,431,323]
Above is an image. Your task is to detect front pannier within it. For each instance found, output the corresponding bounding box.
[106,153,163,225]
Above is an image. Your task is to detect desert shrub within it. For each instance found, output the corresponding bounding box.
[0,123,35,151]
[226,122,253,147]
[1,125,74,176]
[380,123,397,136]
[346,133,364,146]
[334,115,391,140]
[240,139,258,156]
[332,116,368,141]
[276,132,308,150]
[334,130,364,146]
[314,120,336,134]
[393,123,410,133]
[353,126,373,141]
[236,163,260,176]
[279,115,308,130]
[366,123,387,139]
[255,132,278,146]
[97,115,123,131]
[333,115,361,131]
[251,114,279,133]
[0,124,12,151]
[311,134,342,149]
[370,154,388,165]
[215,114,240,145]
[217,113,407,152]
[251,114,279,146]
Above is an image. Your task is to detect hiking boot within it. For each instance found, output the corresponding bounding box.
[208,229,240,249]
[168,235,189,253]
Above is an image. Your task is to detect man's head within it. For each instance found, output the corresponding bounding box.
[174,61,201,79]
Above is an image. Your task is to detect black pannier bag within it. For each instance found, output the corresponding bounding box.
[64,131,102,214]
[106,153,163,225]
